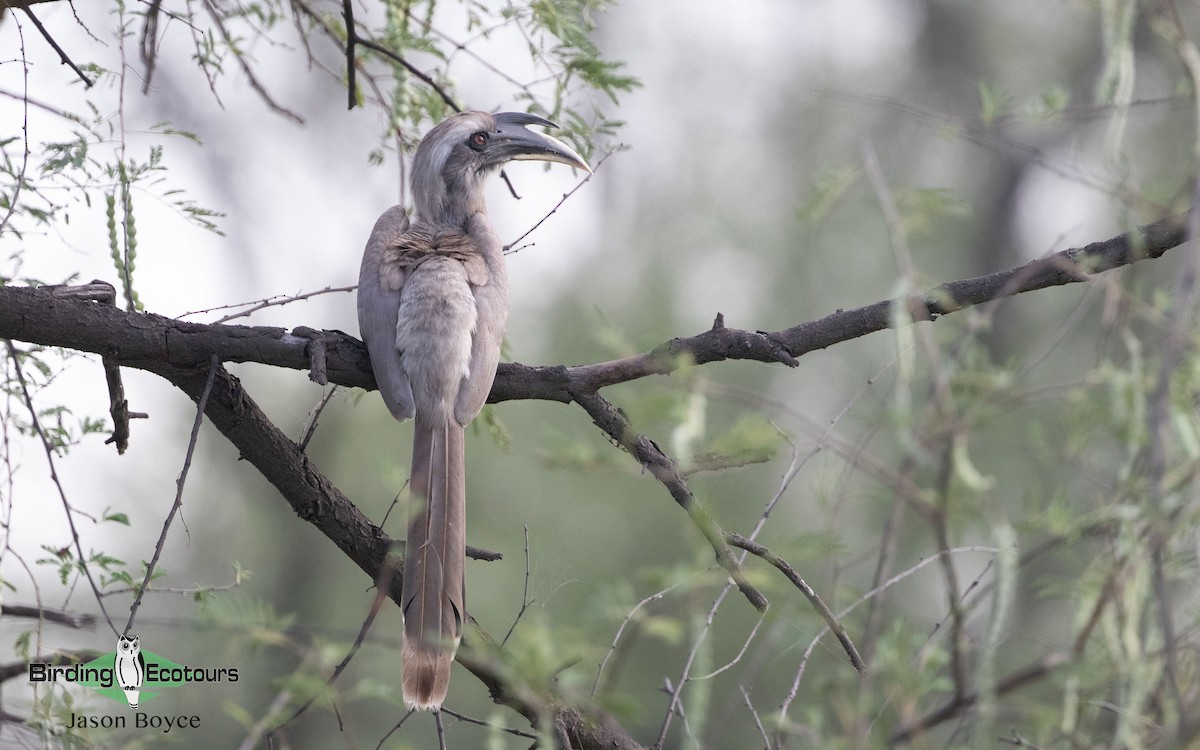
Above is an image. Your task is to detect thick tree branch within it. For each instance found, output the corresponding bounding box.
[0,212,1184,404]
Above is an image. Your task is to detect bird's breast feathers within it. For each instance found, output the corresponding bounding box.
[378,227,490,292]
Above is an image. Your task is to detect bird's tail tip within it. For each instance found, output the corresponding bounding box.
[402,642,452,711]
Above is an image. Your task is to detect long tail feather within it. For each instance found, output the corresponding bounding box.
[402,415,466,710]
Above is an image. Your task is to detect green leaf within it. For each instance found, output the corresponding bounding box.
[103,511,130,526]
[977,80,1011,125]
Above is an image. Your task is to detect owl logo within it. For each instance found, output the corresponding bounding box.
[114,634,145,710]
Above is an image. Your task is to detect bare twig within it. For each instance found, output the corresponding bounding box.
[356,36,461,113]
[654,581,738,748]
[18,5,94,87]
[298,385,339,452]
[504,149,614,254]
[592,582,684,698]
[371,710,417,750]
[242,648,318,750]
[3,340,117,635]
[501,524,533,647]
[440,708,538,740]
[124,353,219,635]
[0,650,101,682]
[434,710,447,750]
[189,285,357,324]
[691,612,766,681]
[740,686,771,750]
[726,533,865,674]
[998,730,1046,749]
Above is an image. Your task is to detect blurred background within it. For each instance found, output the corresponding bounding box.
[2,0,1198,748]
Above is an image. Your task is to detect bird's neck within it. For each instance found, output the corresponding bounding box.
[415,208,490,234]
[416,174,488,225]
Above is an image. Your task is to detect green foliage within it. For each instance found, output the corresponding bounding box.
[977,79,1013,126]
[1023,84,1071,121]
[1,345,108,454]
[799,165,860,224]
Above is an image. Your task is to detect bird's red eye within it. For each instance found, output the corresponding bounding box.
[468,131,489,150]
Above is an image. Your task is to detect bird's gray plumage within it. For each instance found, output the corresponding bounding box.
[358,110,588,710]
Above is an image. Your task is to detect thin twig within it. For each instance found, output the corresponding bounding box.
[440,708,538,740]
[19,6,94,87]
[691,612,766,680]
[654,582,736,748]
[4,341,118,635]
[371,709,417,750]
[298,385,339,453]
[592,581,684,697]
[0,87,83,122]
[505,149,613,253]
[101,570,243,598]
[501,524,532,647]
[998,730,1046,749]
[740,686,771,750]
[124,353,219,635]
[331,34,460,113]
[499,169,521,200]
[726,533,865,674]
[182,285,357,324]
[434,709,448,750]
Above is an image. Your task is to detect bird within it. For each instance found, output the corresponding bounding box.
[357,110,589,710]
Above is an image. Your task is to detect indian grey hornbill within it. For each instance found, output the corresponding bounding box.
[358,110,589,710]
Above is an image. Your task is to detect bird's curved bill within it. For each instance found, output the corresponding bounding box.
[488,112,591,173]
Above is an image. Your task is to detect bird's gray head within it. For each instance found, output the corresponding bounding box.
[410,110,590,224]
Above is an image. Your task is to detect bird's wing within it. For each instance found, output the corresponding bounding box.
[359,206,416,421]
[454,219,508,426]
